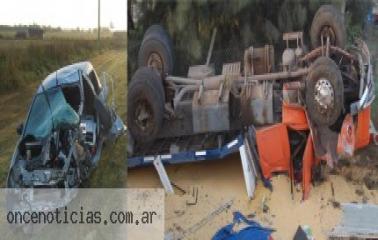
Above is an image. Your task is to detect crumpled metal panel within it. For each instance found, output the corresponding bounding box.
[329,203,378,239]
[256,123,290,179]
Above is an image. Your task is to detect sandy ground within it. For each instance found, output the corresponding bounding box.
[128,149,378,239]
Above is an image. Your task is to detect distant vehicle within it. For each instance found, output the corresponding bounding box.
[14,27,44,40]
[7,62,126,188]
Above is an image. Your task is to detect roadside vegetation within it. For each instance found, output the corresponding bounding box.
[0,26,126,94]
[0,26,126,92]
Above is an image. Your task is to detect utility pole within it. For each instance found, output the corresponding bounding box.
[98,0,101,42]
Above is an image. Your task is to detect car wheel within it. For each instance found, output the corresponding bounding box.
[137,24,174,78]
[128,67,165,144]
[305,57,344,126]
[310,5,346,49]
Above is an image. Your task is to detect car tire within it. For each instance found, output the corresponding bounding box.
[305,57,344,126]
[310,5,346,49]
[137,24,174,78]
[128,67,165,144]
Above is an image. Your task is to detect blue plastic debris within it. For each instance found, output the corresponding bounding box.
[212,211,274,240]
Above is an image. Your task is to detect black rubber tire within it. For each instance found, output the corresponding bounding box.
[310,5,346,49]
[305,57,344,126]
[138,25,174,77]
[128,67,165,144]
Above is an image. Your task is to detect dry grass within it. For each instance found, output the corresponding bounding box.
[0,38,125,92]
[44,30,114,40]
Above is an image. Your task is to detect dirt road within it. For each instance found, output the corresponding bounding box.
[0,50,127,187]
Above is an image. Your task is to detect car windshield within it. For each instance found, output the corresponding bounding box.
[24,87,80,139]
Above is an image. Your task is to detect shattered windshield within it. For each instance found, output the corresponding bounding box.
[24,88,80,139]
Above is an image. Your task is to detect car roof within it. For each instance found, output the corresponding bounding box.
[37,61,94,93]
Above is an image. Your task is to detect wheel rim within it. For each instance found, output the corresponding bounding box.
[320,26,336,45]
[314,78,334,114]
[147,52,163,75]
[134,99,154,132]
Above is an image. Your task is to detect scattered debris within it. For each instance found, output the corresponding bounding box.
[293,225,314,240]
[261,215,273,226]
[165,200,234,240]
[173,210,185,217]
[331,182,335,197]
[355,188,364,196]
[171,182,186,195]
[330,200,341,209]
[186,186,199,206]
[263,204,270,214]
[329,203,378,239]
[261,196,270,213]
[212,211,274,240]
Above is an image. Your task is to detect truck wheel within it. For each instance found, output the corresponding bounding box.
[128,67,165,144]
[305,57,344,126]
[138,25,174,77]
[310,5,345,49]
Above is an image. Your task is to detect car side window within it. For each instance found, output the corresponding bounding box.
[88,70,101,95]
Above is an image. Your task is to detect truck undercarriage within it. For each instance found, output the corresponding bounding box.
[127,5,376,199]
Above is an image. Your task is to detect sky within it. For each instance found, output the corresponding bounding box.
[0,0,127,30]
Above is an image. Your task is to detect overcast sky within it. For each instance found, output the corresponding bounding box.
[0,0,126,30]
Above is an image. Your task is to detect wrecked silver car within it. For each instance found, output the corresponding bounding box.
[7,62,125,188]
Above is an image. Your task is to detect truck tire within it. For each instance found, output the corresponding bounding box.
[305,57,344,126]
[138,25,174,77]
[128,67,165,144]
[310,5,345,49]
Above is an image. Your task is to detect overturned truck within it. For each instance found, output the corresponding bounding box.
[128,5,376,199]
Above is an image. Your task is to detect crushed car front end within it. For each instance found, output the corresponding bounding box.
[7,62,126,188]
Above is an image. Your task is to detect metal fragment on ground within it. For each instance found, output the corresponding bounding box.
[329,203,378,239]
